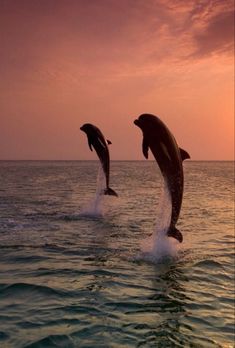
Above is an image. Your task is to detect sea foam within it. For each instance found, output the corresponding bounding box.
[140,180,180,263]
[79,165,105,218]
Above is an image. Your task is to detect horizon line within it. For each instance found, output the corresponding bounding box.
[0,159,234,162]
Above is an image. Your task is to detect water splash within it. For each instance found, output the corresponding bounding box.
[140,179,180,263]
[80,165,106,218]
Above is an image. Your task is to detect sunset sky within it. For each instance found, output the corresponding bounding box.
[0,0,234,160]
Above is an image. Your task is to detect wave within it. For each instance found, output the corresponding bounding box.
[24,334,74,348]
[0,243,65,252]
[0,282,65,298]
[194,259,224,269]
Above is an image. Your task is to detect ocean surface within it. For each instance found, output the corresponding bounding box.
[0,160,234,348]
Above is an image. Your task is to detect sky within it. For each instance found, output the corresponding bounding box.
[0,0,234,160]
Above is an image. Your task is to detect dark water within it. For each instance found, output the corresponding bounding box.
[0,161,234,348]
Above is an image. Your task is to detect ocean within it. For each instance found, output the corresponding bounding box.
[0,160,234,348]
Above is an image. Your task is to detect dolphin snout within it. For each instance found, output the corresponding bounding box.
[80,126,84,131]
[134,119,139,126]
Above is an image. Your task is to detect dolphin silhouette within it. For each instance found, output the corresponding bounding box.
[80,123,118,197]
[134,114,190,243]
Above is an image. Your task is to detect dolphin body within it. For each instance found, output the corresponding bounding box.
[134,114,190,243]
[80,123,118,197]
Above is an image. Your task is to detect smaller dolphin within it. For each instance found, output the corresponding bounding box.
[80,123,118,197]
[134,114,190,243]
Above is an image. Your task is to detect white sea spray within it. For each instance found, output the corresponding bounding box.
[80,165,105,218]
[140,179,180,263]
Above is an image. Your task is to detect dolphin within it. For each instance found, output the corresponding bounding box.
[80,123,118,197]
[134,113,190,243]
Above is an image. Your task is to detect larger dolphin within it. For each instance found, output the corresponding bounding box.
[80,123,118,197]
[134,113,190,243]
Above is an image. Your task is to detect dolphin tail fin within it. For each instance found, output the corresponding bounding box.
[167,227,183,243]
[104,187,118,197]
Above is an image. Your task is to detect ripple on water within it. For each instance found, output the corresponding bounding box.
[0,161,234,348]
[0,282,66,300]
[24,334,75,348]
[0,331,9,341]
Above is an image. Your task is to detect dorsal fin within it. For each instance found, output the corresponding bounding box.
[107,140,112,145]
[179,148,190,161]
[142,136,149,159]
